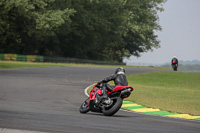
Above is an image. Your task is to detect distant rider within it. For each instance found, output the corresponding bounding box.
[171,56,178,71]
[97,67,128,100]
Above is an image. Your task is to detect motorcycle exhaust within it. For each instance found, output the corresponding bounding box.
[121,88,132,95]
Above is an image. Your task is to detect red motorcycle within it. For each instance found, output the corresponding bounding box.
[79,84,134,116]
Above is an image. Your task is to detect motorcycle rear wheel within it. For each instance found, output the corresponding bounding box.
[79,98,90,113]
[172,65,178,71]
[102,97,122,116]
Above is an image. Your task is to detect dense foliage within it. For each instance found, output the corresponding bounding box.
[0,0,166,62]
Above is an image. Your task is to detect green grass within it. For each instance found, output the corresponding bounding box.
[0,60,165,69]
[127,71,200,115]
[0,61,125,69]
[0,61,78,69]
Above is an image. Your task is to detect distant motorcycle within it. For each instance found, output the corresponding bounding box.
[79,84,134,116]
[171,57,178,71]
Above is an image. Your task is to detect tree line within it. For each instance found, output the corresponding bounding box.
[0,0,166,62]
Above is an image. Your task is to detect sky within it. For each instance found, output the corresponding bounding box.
[124,0,200,66]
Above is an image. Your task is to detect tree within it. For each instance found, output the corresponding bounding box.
[65,0,166,62]
[101,0,166,62]
[0,0,166,63]
[0,0,75,55]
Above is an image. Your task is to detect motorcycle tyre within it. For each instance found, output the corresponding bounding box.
[79,99,90,114]
[102,97,122,116]
[172,65,178,71]
[173,67,177,71]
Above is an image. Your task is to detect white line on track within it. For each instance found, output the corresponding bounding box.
[0,128,45,133]
[84,84,95,97]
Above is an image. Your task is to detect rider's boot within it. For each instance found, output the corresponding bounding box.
[100,85,108,100]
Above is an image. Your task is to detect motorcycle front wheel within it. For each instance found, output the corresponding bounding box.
[102,97,122,116]
[79,98,90,113]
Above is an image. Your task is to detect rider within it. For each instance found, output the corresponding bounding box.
[97,67,128,100]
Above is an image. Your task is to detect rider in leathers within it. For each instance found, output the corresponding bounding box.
[97,67,128,99]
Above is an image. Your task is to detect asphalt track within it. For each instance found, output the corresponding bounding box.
[0,67,199,133]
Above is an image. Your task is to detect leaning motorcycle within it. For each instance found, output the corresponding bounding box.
[79,84,134,116]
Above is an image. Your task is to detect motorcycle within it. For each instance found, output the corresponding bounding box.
[79,84,134,116]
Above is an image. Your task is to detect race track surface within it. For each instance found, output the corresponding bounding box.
[0,67,199,133]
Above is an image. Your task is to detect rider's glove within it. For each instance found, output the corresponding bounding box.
[97,81,101,86]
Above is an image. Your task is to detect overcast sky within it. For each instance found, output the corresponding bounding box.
[125,0,200,65]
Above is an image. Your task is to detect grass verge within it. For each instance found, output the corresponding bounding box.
[0,61,124,69]
[0,60,165,69]
[127,71,200,116]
